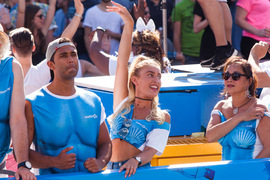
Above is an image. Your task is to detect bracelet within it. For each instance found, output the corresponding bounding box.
[74,13,83,19]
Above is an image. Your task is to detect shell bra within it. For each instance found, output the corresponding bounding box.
[212,110,270,160]
[110,104,170,155]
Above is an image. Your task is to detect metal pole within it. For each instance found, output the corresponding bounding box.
[161,0,168,57]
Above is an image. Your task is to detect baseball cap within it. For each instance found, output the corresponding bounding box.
[46,38,76,61]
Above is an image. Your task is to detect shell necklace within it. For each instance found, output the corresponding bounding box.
[232,98,251,114]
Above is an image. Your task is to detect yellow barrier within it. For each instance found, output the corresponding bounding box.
[151,136,222,166]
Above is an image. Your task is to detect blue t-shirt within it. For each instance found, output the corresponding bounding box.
[26,86,106,174]
[0,56,14,163]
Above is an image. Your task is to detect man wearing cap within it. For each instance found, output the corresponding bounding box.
[0,24,36,179]
[25,37,112,175]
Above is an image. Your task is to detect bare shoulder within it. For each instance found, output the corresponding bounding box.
[12,59,23,74]
[213,99,227,111]
[163,111,171,124]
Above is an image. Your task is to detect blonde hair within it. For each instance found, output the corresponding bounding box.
[108,55,166,125]
[0,34,10,59]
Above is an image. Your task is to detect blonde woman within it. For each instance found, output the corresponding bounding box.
[106,2,171,177]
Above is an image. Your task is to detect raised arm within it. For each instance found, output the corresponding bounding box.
[16,0,25,28]
[107,2,134,110]
[61,0,84,39]
[248,41,270,88]
[10,60,36,180]
[41,0,56,36]
[89,30,111,75]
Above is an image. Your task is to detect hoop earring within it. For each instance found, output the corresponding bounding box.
[245,89,251,98]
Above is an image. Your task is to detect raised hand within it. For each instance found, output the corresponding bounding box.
[133,0,146,20]
[250,41,270,61]
[74,0,84,16]
[53,146,76,170]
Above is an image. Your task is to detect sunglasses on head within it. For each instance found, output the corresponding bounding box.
[36,14,43,19]
[222,72,248,81]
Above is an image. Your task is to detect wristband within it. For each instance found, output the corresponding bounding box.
[74,13,83,19]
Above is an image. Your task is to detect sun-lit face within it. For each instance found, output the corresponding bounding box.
[132,64,162,99]
[49,45,79,80]
[224,63,251,96]
[33,10,44,29]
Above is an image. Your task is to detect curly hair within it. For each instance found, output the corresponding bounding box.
[108,55,167,125]
[132,29,164,71]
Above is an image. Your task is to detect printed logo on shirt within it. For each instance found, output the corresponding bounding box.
[85,114,98,119]
[0,87,11,94]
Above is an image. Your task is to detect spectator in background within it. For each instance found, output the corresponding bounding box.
[146,0,174,41]
[172,0,203,64]
[83,0,124,56]
[0,2,13,33]
[23,0,56,65]
[235,0,270,60]
[193,1,216,65]
[197,0,238,70]
[53,0,70,38]
[67,0,99,62]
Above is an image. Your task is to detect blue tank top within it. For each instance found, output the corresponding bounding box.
[26,87,105,175]
[110,104,170,155]
[0,57,14,163]
[214,110,268,160]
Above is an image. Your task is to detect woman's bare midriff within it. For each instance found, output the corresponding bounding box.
[110,138,142,162]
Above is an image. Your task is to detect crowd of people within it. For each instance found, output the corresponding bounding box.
[0,0,270,179]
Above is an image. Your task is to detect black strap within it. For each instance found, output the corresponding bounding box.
[0,169,15,176]
[0,161,15,176]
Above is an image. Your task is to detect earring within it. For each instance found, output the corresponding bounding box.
[245,89,251,98]
[225,91,228,99]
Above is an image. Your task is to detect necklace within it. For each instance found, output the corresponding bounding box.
[232,98,251,114]
[135,96,153,101]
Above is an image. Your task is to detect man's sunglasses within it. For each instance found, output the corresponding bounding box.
[222,72,248,81]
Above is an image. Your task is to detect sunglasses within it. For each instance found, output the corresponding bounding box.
[144,11,150,15]
[222,72,248,81]
[118,118,132,138]
[36,14,43,19]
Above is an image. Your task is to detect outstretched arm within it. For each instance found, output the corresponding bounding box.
[107,2,134,110]
[41,0,56,36]
[61,0,84,39]
[89,30,111,75]
[248,41,270,88]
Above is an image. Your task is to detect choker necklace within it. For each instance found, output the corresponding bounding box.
[232,98,251,114]
[135,96,153,101]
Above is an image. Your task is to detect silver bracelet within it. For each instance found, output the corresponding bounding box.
[74,13,83,19]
